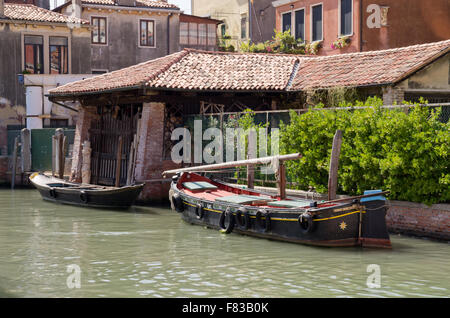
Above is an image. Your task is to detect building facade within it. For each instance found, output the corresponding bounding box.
[56,0,181,73]
[191,0,252,51]
[272,0,450,55]
[0,1,92,156]
[179,13,221,51]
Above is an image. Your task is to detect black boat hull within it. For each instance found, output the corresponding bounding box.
[170,183,391,248]
[30,174,144,209]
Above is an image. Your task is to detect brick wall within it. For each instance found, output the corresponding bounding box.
[0,156,8,184]
[135,102,181,202]
[70,106,95,182]
[386,200,450,240]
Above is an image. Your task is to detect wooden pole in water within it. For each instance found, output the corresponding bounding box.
[328,130,343,201]
[277,161,286,199]
[11,136,19,189]
[20,128,31,173]
[115,136,123,187]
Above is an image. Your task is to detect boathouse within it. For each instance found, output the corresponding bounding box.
[47,39,450,202]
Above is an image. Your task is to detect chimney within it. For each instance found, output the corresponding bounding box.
[116,0,136,7]
[0,0,5,18]
[71,0,82,19]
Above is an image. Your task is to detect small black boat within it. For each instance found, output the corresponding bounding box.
[167,171,391,248]
[29,173,144,209]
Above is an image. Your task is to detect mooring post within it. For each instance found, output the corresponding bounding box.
[20,128,31,173]
[277,161,286,199]
[55,128,64,179]
[11,136,19,189]
[328,129,343,201]
[115,136,123,187]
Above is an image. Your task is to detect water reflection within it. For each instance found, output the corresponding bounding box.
[0,189,448,298]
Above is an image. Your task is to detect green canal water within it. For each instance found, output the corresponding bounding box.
[0,189,448,298]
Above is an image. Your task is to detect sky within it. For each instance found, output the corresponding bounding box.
[168,0,191,14]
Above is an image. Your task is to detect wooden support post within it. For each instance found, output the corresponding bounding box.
[52,136,57,176]
[247,129,256,189]
[115,136,123,187]
[277,161,286,199]
[328,129,343,201]
[20,128,31,173]
[81,141,91,184]
[56,129,64,179]
[11,136,19,190]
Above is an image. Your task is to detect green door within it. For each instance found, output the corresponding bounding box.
[31,129,56,171]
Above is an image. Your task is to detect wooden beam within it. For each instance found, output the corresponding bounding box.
[115,136,123,187]
[11,136,19,189]
[328,130,343,200]
[277,161,286,199]
[163,153,302,175]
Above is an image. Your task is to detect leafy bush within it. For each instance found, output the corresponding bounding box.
[279,97,449,205]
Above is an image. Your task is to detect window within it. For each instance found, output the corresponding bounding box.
[220,24,226,38]
[294,9,305,41]
[207,24,216,48]
[189,23,198,45]
[282,12,292,33]
[198,23,207,46]
[340,0,352,36]
[241,16,247,39]
[49,37,68,74]
[140,20,155,47]
[311,4,323,42]
[91,17,107,44]
[180,22,189,45]
[24,35,43,74]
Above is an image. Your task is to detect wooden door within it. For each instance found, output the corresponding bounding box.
[89,104,140,186]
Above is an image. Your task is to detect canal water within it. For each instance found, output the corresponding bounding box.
[0,189,448,298]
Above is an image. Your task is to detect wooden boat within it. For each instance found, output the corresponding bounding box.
[29,173,144,209]
[164,155,391,248]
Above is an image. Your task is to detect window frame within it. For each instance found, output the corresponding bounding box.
[91,16,108,45]
[281,11,292,34]
[294,7,306,42]
[339,0,353,37]
[23,35,44,74]
[139,19,156,48]
[310,3,323,43]
[49,36,69,75]
[240,15,248,39]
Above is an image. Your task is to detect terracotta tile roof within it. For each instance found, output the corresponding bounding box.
[80,0,179,9]
[49,50,300,95]
[1,3,89,24]
[291,39,450,90]
[48,40,450,97]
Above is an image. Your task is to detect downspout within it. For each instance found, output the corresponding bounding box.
[359,0,363,52]
[167,12,173,55]
[248,0,252,42]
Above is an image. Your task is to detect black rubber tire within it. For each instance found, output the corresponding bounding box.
[235,207,250,230]
[195,203,204,219]
[79,191,88,203]
[172,192,184,213]
[256,209,271,232]
[298,212,315,234]
[219,208,235,234]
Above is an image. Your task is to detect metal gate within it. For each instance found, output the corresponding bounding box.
[89,104,141,186]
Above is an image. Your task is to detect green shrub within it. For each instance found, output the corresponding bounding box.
[279,97,449,205]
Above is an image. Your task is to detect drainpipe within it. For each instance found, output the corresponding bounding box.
[359,0,363,52]
[248,0,252,42]
[167,12,173,55]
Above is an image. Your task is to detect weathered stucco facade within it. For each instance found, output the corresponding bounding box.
[57,1,181,72]
[0,5,91,156]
